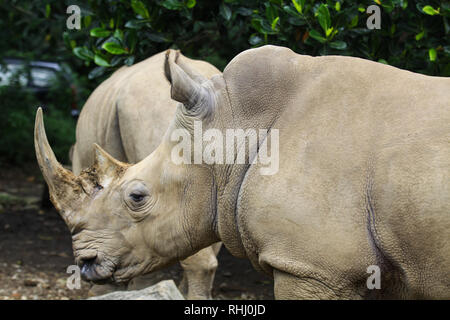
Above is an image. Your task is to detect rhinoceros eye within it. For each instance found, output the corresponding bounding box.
[129,193,145,203]
[123,180,154,219]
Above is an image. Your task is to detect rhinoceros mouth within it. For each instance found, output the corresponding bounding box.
[80,260,115,284]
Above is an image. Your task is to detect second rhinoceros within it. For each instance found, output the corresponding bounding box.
[70,51,221,299]
[35,45,449,299]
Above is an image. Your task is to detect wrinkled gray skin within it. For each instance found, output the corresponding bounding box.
[70,51,221,299]
[36,46,449,299]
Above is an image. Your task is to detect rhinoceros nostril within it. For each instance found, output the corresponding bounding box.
[78,254,97,268]
[81,257,96,265]
[80,258,98,281]
[78,251,97,262]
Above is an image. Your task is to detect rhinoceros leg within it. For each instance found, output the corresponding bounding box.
[179,242,222,300]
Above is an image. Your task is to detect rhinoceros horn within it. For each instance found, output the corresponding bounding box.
[34,108,127,228]
[34,107,83,225]
[91,143,128,188]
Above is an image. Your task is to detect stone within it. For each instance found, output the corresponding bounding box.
[88,280,184,300]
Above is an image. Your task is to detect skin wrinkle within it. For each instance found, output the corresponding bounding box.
[235,119,280,254]
[114,99,129,162]
[364,156,408,298]
[181,181,195,254]
[208,94,268,256]
[209,168,219,234]
[297,276,342,298]
[171,73,241,249]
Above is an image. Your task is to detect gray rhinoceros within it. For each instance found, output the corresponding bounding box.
[70,51,220,299]
[35,45,449,299]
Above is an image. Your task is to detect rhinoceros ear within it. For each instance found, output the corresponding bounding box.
[164,49,211,112]
[93,144,128,186]
[175,53,208,84]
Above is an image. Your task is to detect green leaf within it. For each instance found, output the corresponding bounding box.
[422,5,439,15]
[102,42,128,55]
[292,0,303,14]
[266,4,277,22]
[349,15,358,28]
[94,54,111,67]
[114,29,124,41]
[309,29,327,43]
[45,4,51,18]
[84,16,92,28]
[317,4,331,34]
[131,0,150,19]
[378,59,388,64]
[186,0,196,9]
[220,3,232,21]
[325,27,334,37]
[380,0,394,13]
[90,28,111,38]
[390,24,396,35]
[329,40,347,50]
[236,7,252,16]
[415,30,424,41]
[127,31,138,52]
[271,17,280,30]
[125,56,135,66]
[110,56,124,67]
[161,0,184,10]
[88,66,106,79]
[148,33,169,43]
[251,18,264,33]
[124,19,149,29]
[335,2,341,12]
[63,31,70,47]
[284,5,300,17]
[401,0,408,10]
[73,47,94,61]
[251,18,278,35]
[429,48,437,61]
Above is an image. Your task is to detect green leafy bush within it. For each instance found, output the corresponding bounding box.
[0,0,448,167]
[68,0,449,77]
[0,85,76,165]
[0,1,91,166]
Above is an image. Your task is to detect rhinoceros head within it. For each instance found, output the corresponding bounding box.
[34,51,225,284]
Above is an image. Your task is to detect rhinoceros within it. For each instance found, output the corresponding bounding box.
[35,45,449,299]
[69,51,220,299]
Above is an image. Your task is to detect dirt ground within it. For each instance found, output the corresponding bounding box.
[0,164,274,300]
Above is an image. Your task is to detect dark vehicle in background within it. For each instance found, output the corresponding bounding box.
[0,58,80,208]
[0,58,80,118]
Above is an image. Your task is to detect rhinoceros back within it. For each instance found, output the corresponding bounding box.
[72,51,220,174]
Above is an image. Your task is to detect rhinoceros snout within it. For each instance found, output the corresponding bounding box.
[80,258,113,283]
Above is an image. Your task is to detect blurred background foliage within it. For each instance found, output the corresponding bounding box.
[68,0,450,77]
[0,0,449,165]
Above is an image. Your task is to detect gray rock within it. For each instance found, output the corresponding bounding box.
[88,280,184,300]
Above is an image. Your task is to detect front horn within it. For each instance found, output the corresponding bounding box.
[34,107,82,224]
